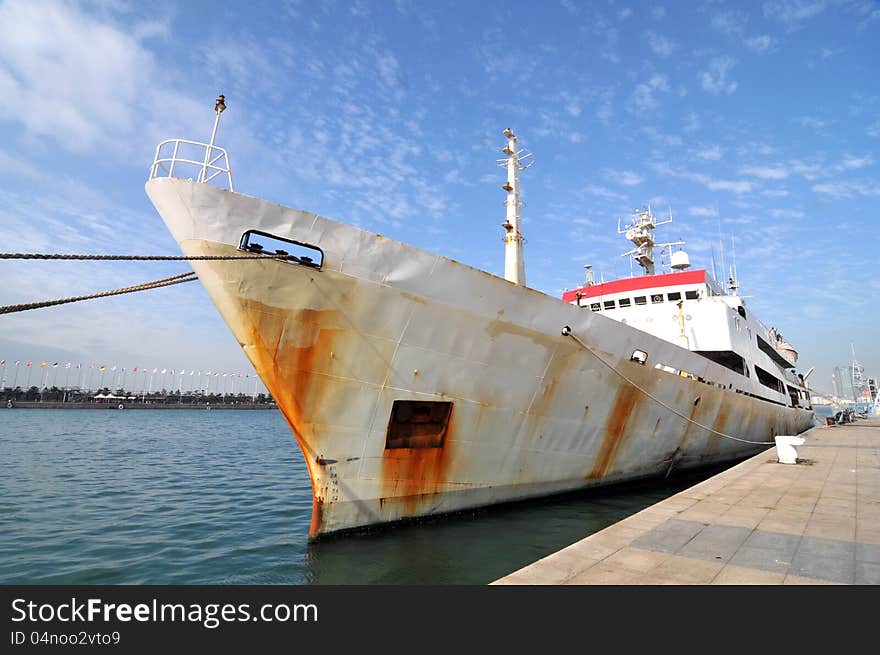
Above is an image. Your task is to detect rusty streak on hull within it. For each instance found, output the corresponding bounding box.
[588,383,642,480]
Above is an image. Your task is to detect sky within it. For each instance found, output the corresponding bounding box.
[0,0,878,396]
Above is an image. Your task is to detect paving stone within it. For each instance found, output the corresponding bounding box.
[629,519,705,554]
[855,562,880,585]
[729,546,793,574]
[743,530,801,558]
[789,552,855,584]
[677,524,751,562]
[712,565,785,585]
[795,535,856,560]
[856,543,880,564]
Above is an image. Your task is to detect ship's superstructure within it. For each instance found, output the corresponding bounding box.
[562,207,811,412]
[146,109,815,538]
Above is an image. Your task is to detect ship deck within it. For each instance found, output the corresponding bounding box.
[493,417,880,584]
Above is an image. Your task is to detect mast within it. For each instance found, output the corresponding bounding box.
[497,128,532,285]
[619,206,682,276]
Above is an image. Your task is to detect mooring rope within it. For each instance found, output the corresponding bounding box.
[560,326,776,445]
[0,272,198,315]
[0,251,301,315]
[0,253,270,261]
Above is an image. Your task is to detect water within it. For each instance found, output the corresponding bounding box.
[1,409,740,584]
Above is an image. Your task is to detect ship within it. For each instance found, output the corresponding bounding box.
[146,102,816,538]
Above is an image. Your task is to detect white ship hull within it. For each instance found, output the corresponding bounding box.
[146,178,815,538]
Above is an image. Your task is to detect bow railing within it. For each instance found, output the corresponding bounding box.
[149,139,234,191]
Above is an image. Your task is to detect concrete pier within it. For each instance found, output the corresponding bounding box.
[493,418,880,585]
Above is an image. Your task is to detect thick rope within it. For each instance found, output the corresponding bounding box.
[561,326,775,445]
[0,272,197,315]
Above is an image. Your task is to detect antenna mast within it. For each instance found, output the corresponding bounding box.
[619,206,683,275]
[497,128,533,285]
[199,94,226,183]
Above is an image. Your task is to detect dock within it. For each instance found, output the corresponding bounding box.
[493,418,880,585]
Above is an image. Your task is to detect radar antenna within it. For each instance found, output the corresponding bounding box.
[618,205,684,275]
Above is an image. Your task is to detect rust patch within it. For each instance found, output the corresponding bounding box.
[228,297,346,537]
[381,410,455,515]
[587,382,642,480]
[309,496,324,538]
[705,399,729,455]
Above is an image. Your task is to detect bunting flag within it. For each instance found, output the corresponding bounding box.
[111,366,117,372]
[75,363,81,369]
[40,362,46,367]
[152,368,157,374]
[26,362,33,367]
[65,362,71,369]
[161,368,167,374]
[52,362,59,367]
[99,366,106,372]
[0,360,5,365]
[133,367,138,372]
[15,360,21,366]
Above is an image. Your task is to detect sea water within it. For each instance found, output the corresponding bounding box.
[0,408,749,584]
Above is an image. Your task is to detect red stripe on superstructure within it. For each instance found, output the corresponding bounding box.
[561,269,707,302]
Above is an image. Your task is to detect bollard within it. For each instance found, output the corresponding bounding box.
[774,435,805,464]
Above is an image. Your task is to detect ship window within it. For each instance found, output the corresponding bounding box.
[667,292,682,301]
[695,350,746,376]
[685,290,699,300]
[239,229,324,270]
[737,306,747,319]
[634,296,647,306]
[786,385,800,407]
[755,365,785,394]
[385,400,453,449]
[618,298,631,308]
[631,350,648,365]
[651,294,664,304]
[590,302,601,311]
[604,300,616,310]
[757,336,793,369]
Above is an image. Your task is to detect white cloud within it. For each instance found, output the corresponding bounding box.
[741,164,790,180]
[711,11,748,36]
[651,6,667,20]
[645,32,677,57]
[605,169,643,186]
[618,8,633,19]
[654,163,753,193]
[697,145,723,160]
[799,116,826,129]
[745,35,775,53]
[699,57,738,95]
[836,154,873,171]
[763,0,827,25]
[0,0,201,155]
[768,208,805,218]
[560,0,578,15]
[867,120,880,137]
[812,181,880,197]
[688,205,719,217]
[631,74,669,111]
[584,184,626,201]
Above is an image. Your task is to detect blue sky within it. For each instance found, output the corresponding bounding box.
[0,0,877,396]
